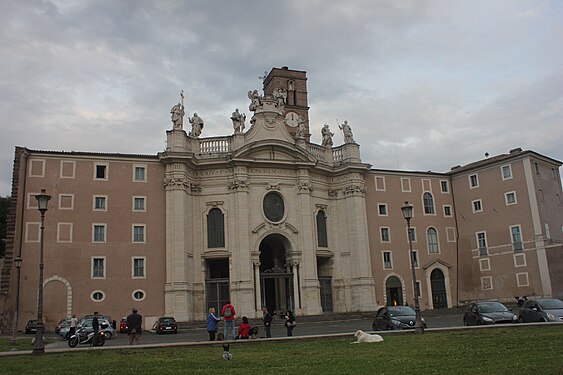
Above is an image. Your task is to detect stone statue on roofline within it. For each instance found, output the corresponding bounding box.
[321,124,334,147]
[231,109,246,133]
[247,89,262,112]
[188,113,204,137]
[273,88,287,108]
[171,90,185,130]
[296,116,306,139]
[339,120,355,143]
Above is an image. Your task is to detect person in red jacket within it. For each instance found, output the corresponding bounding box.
[236,316,251,339]
[221,301,236,340]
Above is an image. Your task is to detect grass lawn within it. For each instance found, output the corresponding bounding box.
[1,326,562,374]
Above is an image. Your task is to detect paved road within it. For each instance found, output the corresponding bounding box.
[44,306,469,349]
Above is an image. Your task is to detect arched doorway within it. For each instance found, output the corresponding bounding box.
[430,269,448,309]
[385,276,403,306]
[259,234,293,314]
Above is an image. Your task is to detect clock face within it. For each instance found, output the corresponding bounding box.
[285,112,299,127]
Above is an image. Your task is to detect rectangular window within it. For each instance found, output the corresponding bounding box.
[505,192,517,206]
[133,257,146,278]
[415,281,421,297]
[422,179,431,192]
[440,180,449,193]
[472,199,483,213]
[408,227,417,242]
[375,176,386,191]
[29,159,46,177]
[378,204,387,216]
[544,223,551,239]
[514,253,527,267]
[133,165,146,182]
[516,273,529,287]
[443,205,452,217]
[60,160,76,179]
[383,251,392,269]
[411,250,419,268]
[380,227,390,242]
[401,178,411,192]
[58,194,74,210]
[534,162,540,174]
[481,276,493,290]
[511,225,523,251]
[25,222,40,243]
[477,232,488,256]
[479,258,491,272]
[93,196,107,211]
[92,257,105,278]
[446,227,456,242]
[133,225,146,243]
[94,163,108,180]
[133,196,146,211]
[501,165,512,180]
[57,223,73,243]
[93,224,106,243]
[469,174,479,188]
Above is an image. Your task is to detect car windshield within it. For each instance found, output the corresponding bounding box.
[538,299,563,309]
[160,318,175,323]
[387,306,415,316]
[478,302,508,313]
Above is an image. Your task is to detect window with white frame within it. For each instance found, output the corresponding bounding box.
[93,195,107,211]
[479,258,491,272]
[375,176,386,191]
[423,192,435,215]
[58,194,74,210]
[443,205,452,217]
[133,257,146,278]
[427,227,439,253]
[92,257,105,278]
[505,192,517,206]
[472,199,483,213]
[60,160,76,179]
[401,178,411,192]
[133,196,146,211]
[408,227,417,242]
[91,290,105,302]
[516,273,529,287]
[415,281,422,297]
[481,276,493,290]
[440,180,449,193]
[477,231,488,256]
[510,225,523,251]
[132,225,146,243]
[411,250,419,268]
[94,163,108,180]
[469,174,479,188]
[133,165,146,182]
[378,204,388,216]
[380,227,390,242]
[93,224,106,242]
[501,165,512,180]
[132,290,146,301]
[383,251,392,269]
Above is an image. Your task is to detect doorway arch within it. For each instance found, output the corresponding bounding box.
[259,234,294,314]
[430,268,448,309]
[385,276,403,306]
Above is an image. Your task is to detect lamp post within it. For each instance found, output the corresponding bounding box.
[11,256,23,345]
[33,189,50,354]
[401,201,425,334]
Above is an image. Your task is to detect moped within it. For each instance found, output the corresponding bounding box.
[68,326,107,347]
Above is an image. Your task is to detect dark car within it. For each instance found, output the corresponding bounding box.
[55,318,71,334]
[463,301,517,326]
[119,317,128,333]
[153,317,177,334]
[372,306,427,330]
[518,298,563,323]
[25,320,39,334]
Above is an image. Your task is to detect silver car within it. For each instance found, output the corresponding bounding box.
[59,318,116,339]
[518,299,563,323]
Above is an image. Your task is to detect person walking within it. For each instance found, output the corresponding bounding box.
[126,308,143,345]
[207,307,221,341]
[221,300,236,340]
[262,307,273,338]
[68,314,78,339]
[284,311,296,337]
[91,311,100,346]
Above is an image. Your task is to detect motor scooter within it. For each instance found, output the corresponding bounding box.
[68,326,107,347]
[515,296,527,307]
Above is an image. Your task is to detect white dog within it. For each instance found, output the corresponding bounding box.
[351,330,384,344]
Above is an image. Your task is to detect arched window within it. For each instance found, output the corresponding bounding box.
[316,210,328,247]
[423,192,435,214]
[427,227,439,253]
[207,208,225,248]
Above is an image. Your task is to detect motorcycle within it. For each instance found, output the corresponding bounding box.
[515,296,527,307]
[68,326,107,348]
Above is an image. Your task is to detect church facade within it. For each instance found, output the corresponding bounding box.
[1,67,562,331]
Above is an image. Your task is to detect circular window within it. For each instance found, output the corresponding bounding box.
[91,290,105,302]
[263,192,285,222]
[132,290,146,301]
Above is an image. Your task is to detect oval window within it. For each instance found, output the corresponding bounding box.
[133,290,145,301]
[263,192,285,222]
[91,290,105,302]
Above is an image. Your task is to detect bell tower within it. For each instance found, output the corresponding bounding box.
[263,67,310,140]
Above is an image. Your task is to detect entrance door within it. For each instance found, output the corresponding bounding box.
[205,259,230,313]
[430,269,448,309]
[319,277,333,313]
[259,234,294,313]
[386,276,403,306]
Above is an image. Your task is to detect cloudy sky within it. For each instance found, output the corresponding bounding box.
[1,0,562,196]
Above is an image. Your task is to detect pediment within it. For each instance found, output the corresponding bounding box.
[232,140,317,164]
[422,259,452,270]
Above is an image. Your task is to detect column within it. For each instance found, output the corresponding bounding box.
[254,262,262,315]
[292,262,301,311]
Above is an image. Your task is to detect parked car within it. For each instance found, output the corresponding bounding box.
[119,317,128,333]
[153,317,178,334]
[59,317,116,339]
[372,306,427,330]
[518,298,563,323]
[55,318,71,335]
[463,301,517,326]
[25,320,38,334]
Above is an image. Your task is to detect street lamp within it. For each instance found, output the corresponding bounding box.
[401,201,425,334]
[11,256,23,345]
[33,189,50,354]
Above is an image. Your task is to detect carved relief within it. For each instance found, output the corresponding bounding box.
[297,182,313,192]
[266,183,280,191]
[227,179,248,190]
[328,189,339,197]
[344,185,367,196]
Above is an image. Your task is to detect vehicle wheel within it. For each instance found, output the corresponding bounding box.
[68,337,78,348]
[104,331,112,340]
[95,337,105,347]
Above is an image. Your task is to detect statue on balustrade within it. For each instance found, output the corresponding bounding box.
[231,109,246,133]
[321,124,334,147]
[339,120,355,143]
[189,113,204,137]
